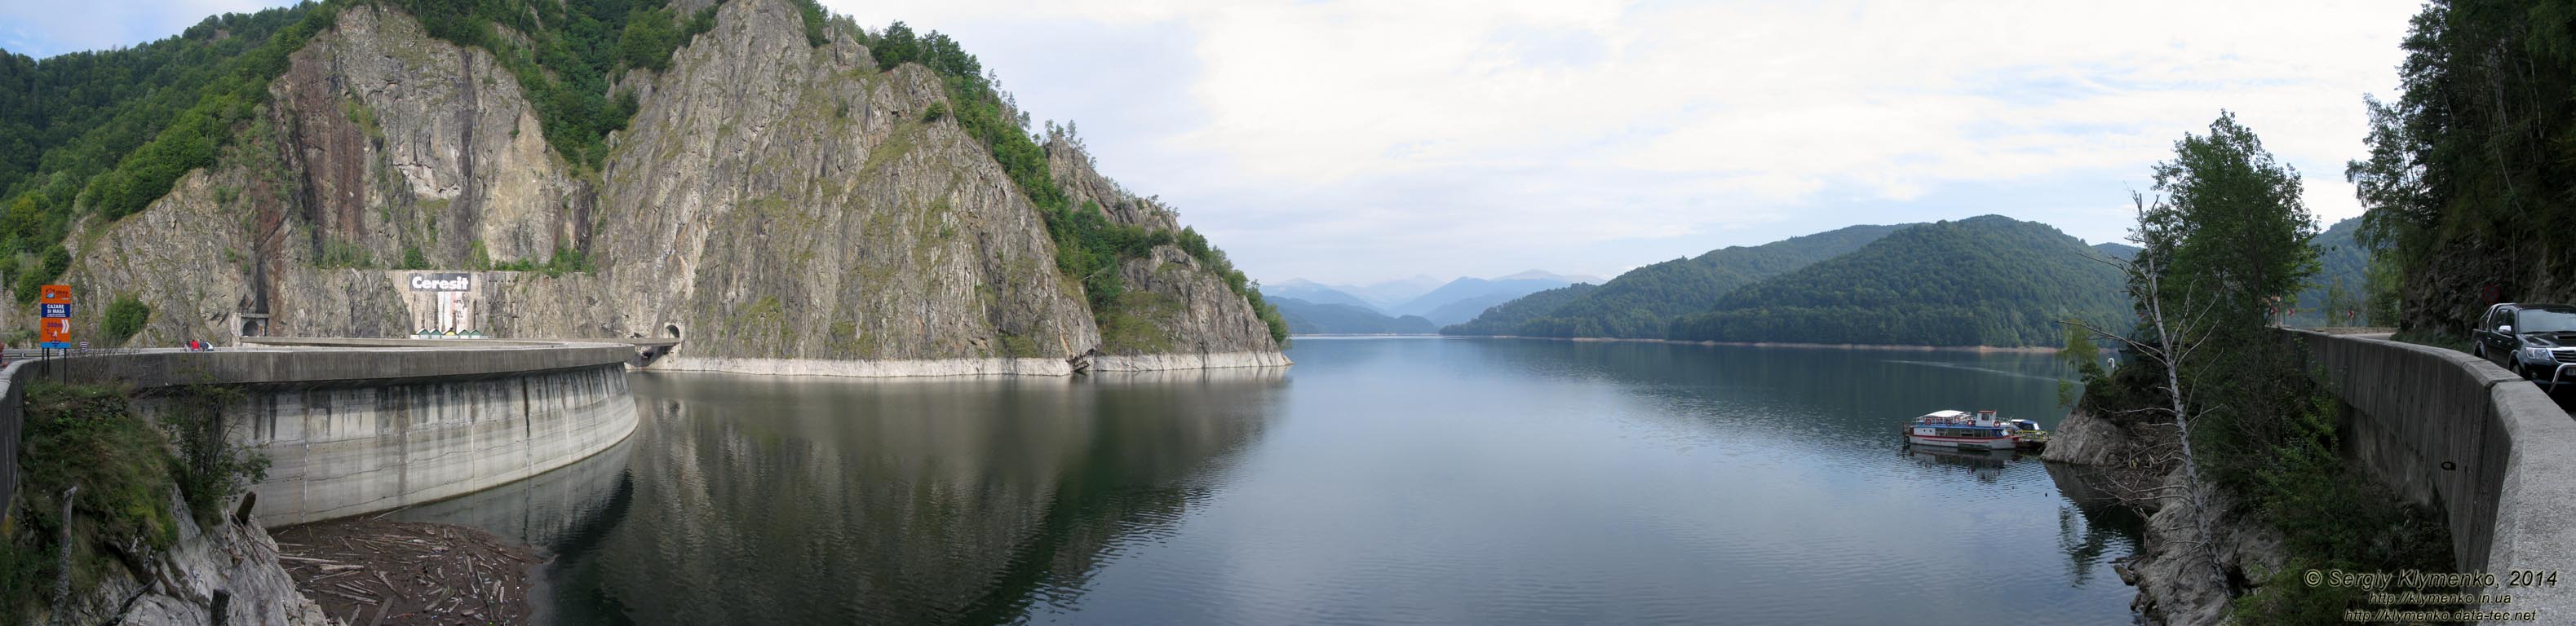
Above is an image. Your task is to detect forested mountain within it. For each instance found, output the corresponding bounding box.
[1437,283,1600,336]
[0,0,1288,372]
[1666,215,2127,346]
[2092,242,2140,260]
[1440,223,1909,337]
[2287,217,2371,326]
[1270,298,1436,335]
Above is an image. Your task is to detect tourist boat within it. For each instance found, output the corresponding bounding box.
[1904,410,2024,450]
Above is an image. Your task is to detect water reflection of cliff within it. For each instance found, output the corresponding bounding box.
[538,370,1283,626]
[2043,461,2147,587]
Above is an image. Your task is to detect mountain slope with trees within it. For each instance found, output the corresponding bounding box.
[1441,223,1909,338]
[1666,215,2127,346]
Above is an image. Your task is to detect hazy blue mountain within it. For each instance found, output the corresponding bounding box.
[1390,271,1591,323]
[1438,284,1602,336]
[1666,215,2128,347]
[1443,223,1911,338]
[1338,276,1450,310]
[1419,293,1523,327]
[1262,280,1381,312]
[1271,298,1439,335]
[2092,242,2140,260]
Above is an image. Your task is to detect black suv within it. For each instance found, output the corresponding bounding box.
[2473,302,2576,387]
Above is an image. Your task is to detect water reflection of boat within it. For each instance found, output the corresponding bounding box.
[1903,409,2029,449]
[1906,443,2021,465]
[1904,443,2018,482]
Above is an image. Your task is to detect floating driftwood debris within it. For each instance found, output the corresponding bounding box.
[273,518,541,625]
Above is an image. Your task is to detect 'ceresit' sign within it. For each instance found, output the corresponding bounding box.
[409,272,472,292]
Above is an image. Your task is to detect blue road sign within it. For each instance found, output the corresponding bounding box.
[38,342,67,350]
[38,304,67,318]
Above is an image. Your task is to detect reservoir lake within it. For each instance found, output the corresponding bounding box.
[398,337,2143,625]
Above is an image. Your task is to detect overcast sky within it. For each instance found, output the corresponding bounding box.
[7,0,2423,285]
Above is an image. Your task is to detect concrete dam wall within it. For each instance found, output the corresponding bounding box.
[19,341,641,527]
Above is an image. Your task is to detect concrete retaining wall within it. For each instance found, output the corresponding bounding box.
[2286,329,2576,615]
[18,342,640,527]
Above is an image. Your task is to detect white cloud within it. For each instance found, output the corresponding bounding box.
[24,0,2420,284]
[816,0,2419,283]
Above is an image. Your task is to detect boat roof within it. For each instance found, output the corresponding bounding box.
[1922,410,1968,419]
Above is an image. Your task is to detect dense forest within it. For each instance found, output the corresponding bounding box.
[1440,223,1906,338]
[2348,0,2576,336]
[1268,298,1436,335]
[1667,216,2128,346]
[0,4,331,301]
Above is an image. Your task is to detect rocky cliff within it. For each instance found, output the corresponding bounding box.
[2044,410,2286,625]
[40,0,1284,375]
[47,492,334,626]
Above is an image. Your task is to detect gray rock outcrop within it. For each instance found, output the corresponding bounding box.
[50,492,334,626]
[38,0,1283,374]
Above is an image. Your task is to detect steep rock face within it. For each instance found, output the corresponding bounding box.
[277,4,582,269]
[555,0,1097,363]
[1042,138,1284,362]
[49,0,1284,373]
[53,492,333,626]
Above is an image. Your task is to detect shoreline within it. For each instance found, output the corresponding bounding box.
[1448,334,2061,353]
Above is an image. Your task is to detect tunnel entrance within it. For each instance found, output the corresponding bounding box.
[665,324,681,340]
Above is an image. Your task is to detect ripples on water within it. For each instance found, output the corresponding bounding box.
[402,337,2144,625]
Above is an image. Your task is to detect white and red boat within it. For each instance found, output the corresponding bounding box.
[1904,410,2025,450]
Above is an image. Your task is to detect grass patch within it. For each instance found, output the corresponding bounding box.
[102,295,150,346]
[0,383,179,621]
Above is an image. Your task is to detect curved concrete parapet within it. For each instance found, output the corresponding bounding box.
[19,341,641,527]
[2284,329,2576,618]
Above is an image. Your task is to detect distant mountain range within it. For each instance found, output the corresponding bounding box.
[1268,298,1438,335]
[1261,271,1600,333]
[1443,216,2141,347]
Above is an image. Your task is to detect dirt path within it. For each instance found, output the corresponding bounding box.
[272,518,541,625]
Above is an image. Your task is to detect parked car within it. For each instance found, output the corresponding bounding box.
[2472,302,2576,386]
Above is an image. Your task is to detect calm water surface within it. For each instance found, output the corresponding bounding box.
[400,337,2142,625]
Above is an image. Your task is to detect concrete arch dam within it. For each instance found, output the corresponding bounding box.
[10,340,641,527]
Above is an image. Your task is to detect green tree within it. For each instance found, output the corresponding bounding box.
[2143,111,2321,341]
[102,295,150,346]
[2347,0,2576,333]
